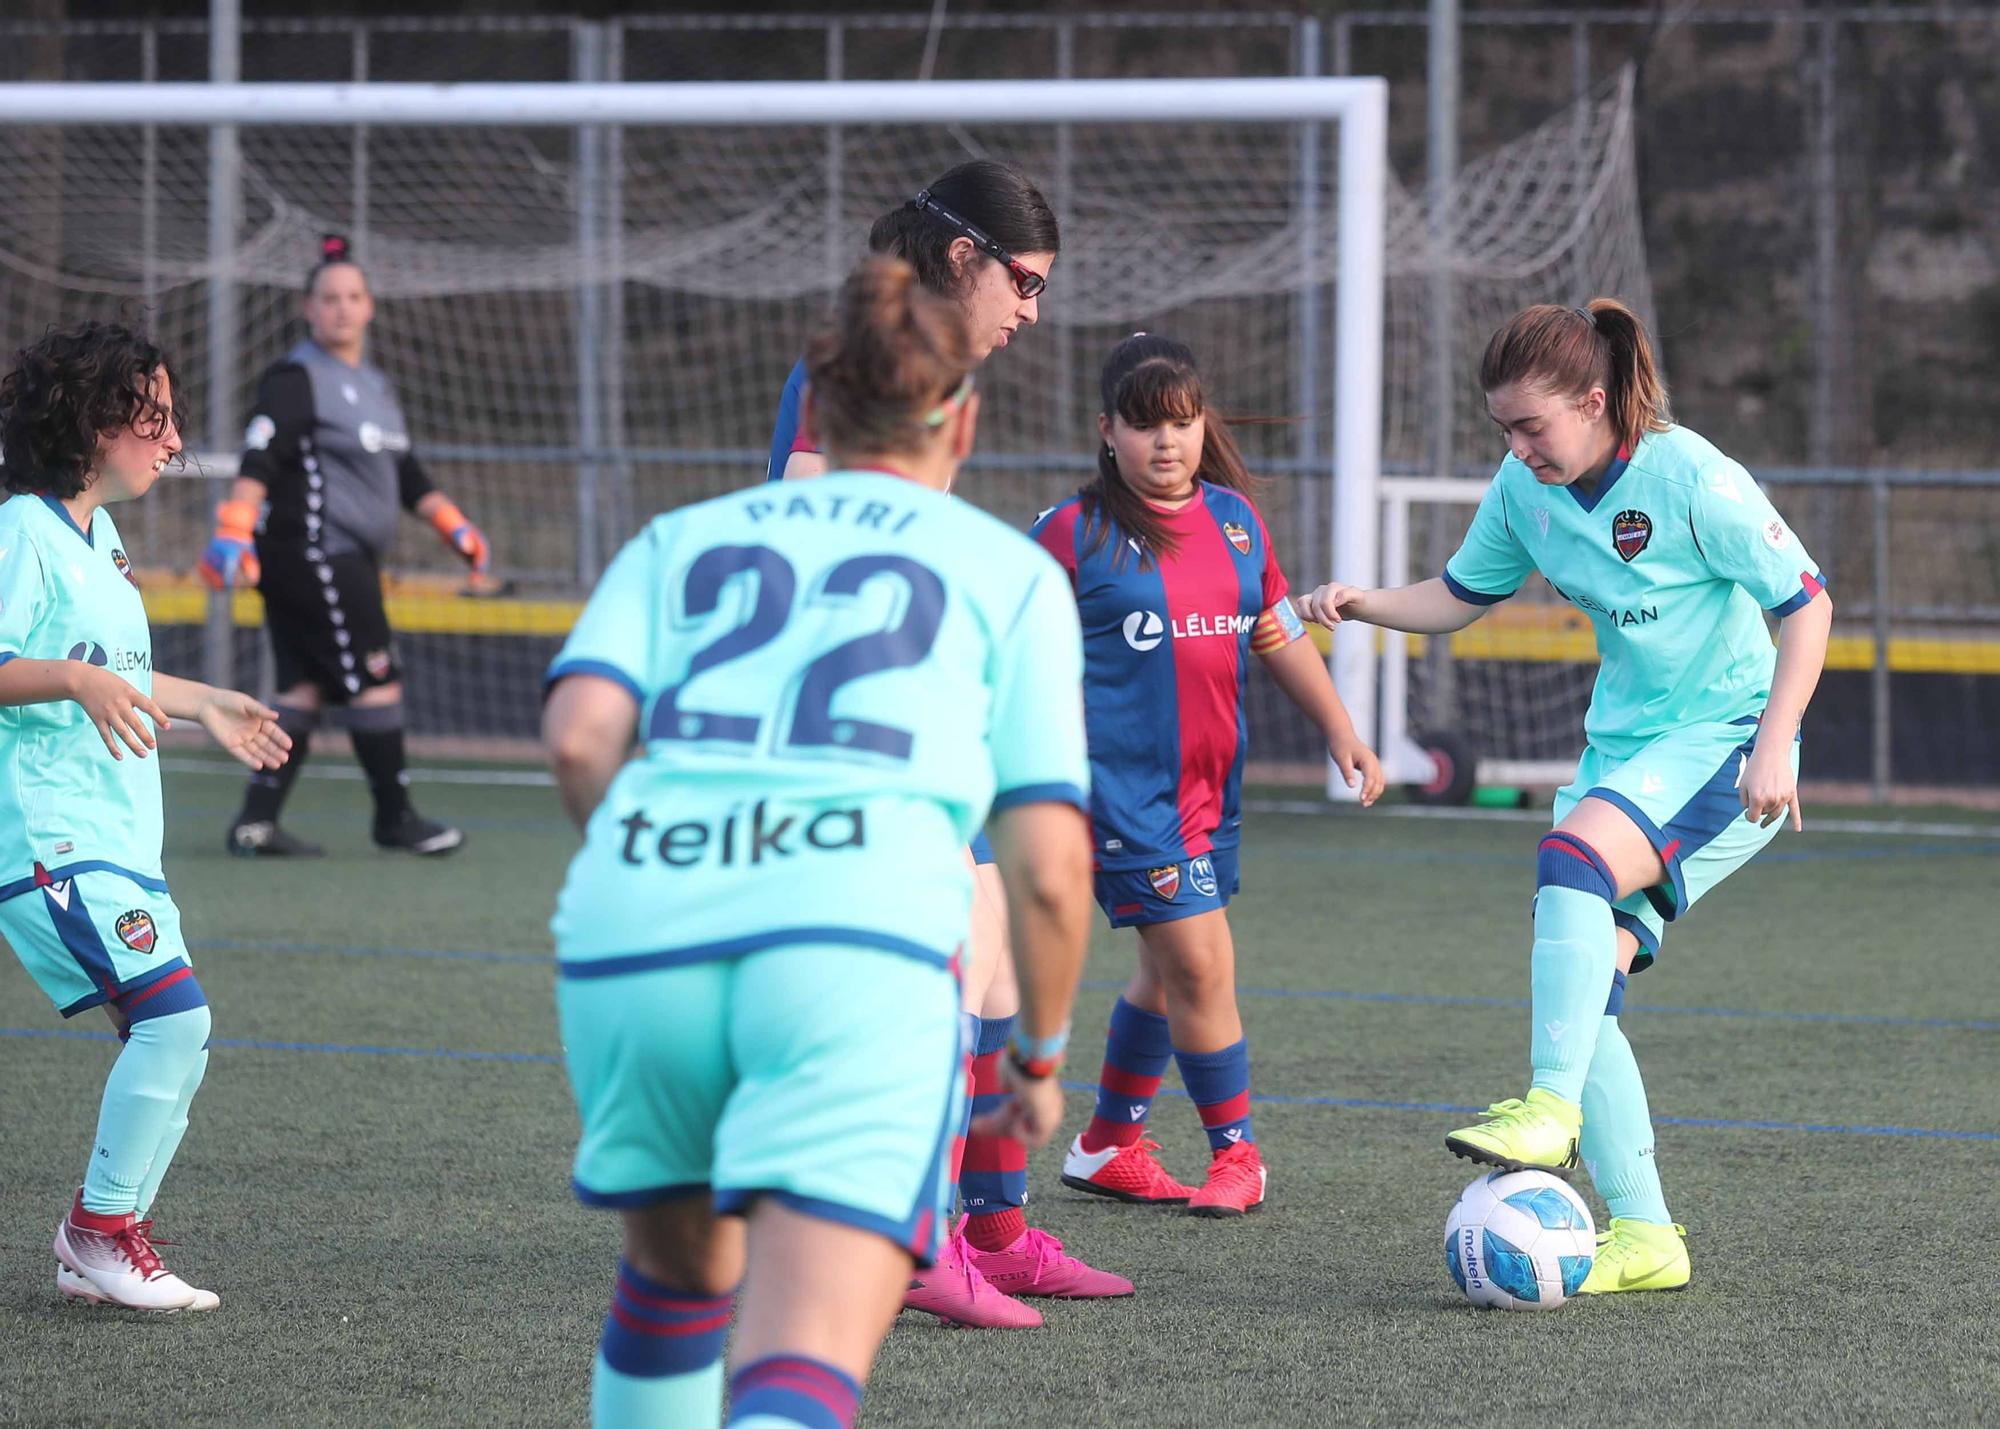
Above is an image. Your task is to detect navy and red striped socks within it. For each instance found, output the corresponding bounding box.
[727,1354,862,1428]
[1174,1039,1255,1152]
[1079,997,1174,1153]
[961,1014,1029,1252]
[593,1260,733,1427]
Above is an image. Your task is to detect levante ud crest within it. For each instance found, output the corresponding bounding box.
[115,909,158,954]
[1148,865,1181,900]
[1223,522,1252,556]
[1612,509,1652,562]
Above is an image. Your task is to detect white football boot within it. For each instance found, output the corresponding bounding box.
[53,1194,214,1312]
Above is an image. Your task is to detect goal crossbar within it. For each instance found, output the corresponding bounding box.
[0,77,1388,773]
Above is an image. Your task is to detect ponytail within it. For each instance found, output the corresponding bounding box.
[1479,297,1670,452]
[804,256,975,457]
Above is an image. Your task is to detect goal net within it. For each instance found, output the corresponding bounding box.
[0,73,1645,783]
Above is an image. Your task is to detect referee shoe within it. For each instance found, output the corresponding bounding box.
[373,810,465,856]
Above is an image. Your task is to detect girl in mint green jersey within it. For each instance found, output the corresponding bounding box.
[543,258,1094,1429]
[1298,299,1832,1295]
[0,322,291,1312]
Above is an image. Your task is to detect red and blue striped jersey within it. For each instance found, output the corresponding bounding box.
[1031,482,1303,872]
[765,357,818,483]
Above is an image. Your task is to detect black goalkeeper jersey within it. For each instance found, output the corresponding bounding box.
[238,338,435,561]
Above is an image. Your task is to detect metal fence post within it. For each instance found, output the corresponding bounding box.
[204,0,241,691]
[1871,474,1891,803]
[572,20,606,586]
[1294,16,1323,581]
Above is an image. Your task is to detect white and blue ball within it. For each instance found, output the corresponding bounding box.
[1445,1170,1595,1311]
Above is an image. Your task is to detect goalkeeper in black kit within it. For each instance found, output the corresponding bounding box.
[200,237,488,857]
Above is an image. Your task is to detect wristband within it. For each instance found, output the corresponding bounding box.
[1007,1021,1070,1080]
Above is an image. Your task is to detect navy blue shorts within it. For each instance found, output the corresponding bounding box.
[1094,846,1239,929]
[970,831,994,866]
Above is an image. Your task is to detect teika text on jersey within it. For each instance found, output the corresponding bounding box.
[614,799,865,869]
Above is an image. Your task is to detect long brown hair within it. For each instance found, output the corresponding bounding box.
[1080,333,1262,569]
[1479,298,1671,453]
[804,256,975,458]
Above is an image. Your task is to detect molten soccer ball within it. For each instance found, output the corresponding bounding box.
[1445,1170,1595,1311]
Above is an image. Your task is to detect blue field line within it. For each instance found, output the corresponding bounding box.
[1,1025,562,1065]
[1073,1083,2000,1143]
[6,1025,1989,1142]
[197,936,554,967]
[1077,979,2000,1032]
[180,936,1999,1032]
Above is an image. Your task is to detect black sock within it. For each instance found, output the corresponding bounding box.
[347,703,412,828]
[238,703,317,825]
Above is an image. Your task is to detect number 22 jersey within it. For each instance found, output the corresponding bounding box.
[547,472,1088,970]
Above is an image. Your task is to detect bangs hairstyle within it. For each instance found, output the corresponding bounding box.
[804,255,976,459]
[0,321,184,499]
[1479,298,1670,454]
[867,159,1060,298]
[1081,332,1262,570]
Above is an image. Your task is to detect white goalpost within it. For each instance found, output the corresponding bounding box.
[0,74,1647,792]
[0,77,1390,765]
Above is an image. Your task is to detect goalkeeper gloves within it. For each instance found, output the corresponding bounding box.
[197,499,261,589]
[428,499,489,572]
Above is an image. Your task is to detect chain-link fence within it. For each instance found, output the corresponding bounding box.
[2,8,1994,796]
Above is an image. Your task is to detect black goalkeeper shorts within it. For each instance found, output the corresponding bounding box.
[256,540,402,702]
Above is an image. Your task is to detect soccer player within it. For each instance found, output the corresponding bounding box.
[543,256,1094,1429]
[1297,299,1832,1292]
[200,234,489,858]
[1039,334,1384,1217]
[771,162,1127,1324]
[0,322,291,1312]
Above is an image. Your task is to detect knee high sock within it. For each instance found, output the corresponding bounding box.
[961,1014,1028,1251]
[1529,834,1621,1103]
[727,1355,861,1429]
[136,1047,209,1217]
[238,702,318,824]
[346,701,413,826]
[1173,1040,1255,1152]
[81,991,212,1216]
[1080,997,1174,1153]
[1580,974,1671,1224]
[593,1260,733,1429]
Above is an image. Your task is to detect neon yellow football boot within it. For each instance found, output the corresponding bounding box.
[1444,1088,1582,1175]
[1579,1218,1690,1294]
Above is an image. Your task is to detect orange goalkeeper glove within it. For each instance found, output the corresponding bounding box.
[429,499,489,572]
[197,499,261,589]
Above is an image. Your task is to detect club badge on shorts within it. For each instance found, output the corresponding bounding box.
[1223,521,1252,556]
[1612,509,1652,562]
[365,647,393,681]
[1147,865,1181,900]
[115,909,158,954]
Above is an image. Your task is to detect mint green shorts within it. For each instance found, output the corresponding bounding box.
[0,867,191,1016]
[557,942,963,1265]
[1555,718,1799,971]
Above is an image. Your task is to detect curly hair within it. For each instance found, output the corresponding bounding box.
[0,321,184,499]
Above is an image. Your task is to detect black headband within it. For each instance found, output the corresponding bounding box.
[1574,305,1598,330]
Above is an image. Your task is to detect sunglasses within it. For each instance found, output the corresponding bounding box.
[912,189,1048,300]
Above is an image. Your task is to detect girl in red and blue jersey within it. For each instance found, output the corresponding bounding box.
[1037,334,1385,1216]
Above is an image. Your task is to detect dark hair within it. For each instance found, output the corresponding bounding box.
[1479,298,1671,453]
[305,232,367,296]
[1079,333,1262,569]
[805,256,976,458]
[867,160,1060,298]
[0,321,183,499]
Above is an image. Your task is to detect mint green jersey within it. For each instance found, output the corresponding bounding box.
[548,471,1089,972]
[0,495,163,886]
[1444,426,1826,754]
